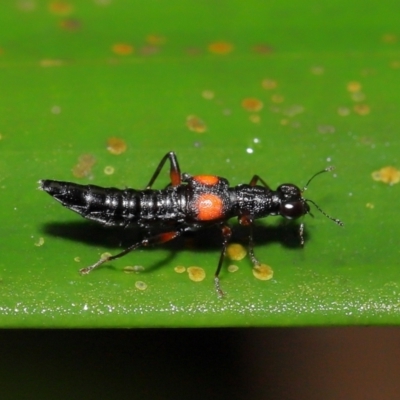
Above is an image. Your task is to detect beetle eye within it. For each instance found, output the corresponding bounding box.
[280,202,308,219]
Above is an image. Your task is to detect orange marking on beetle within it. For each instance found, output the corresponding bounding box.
[159,232,179,242]
[193,175,219,186]
[170,171,181,186]
[196,193,224,221]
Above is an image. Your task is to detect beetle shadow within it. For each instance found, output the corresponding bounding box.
[42,221,177,273]
[41,220,308,272]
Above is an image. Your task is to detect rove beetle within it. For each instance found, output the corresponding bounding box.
[40,151,343,295]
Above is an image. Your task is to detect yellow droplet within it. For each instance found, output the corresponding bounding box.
[382,33,397,43]
[104,166,115,175]
[261,79,278,90]
[174,266,186,273]
[186,115,207,133]
[145,34,166,45]
[252,264,274,281]
[135,281,148,291]
[208,41,234,54]
[347,81,362,93]
[187,266,206,282]
[34,237,45,247]
[48,1,74,16]
[72,165,89,179]
[112,43,134,55]
[371,166,400,185]
[366,203,375,209]
[241,98,263,112]
[78,154,96,166]
[72,154,96,178]
[271,94,284,103]
[226,243,247,261]
[249,114,261,124]
[390,60,400,69]
[107,137,127,155]
[227,265,239,273]
[202,90,215,100]
[353,104,370,116]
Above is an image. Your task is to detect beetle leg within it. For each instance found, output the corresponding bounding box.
[145,151,182,189]
[249,174,271,190]
[239,215,262,267]
[79,228,185,275]
[247,224,262,266]
[214,223,232,297]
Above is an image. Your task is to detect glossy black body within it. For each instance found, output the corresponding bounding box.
[39,177,307,229]
[40,151,341,295]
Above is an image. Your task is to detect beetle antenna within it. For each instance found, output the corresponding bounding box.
[303,166,335,192]
[305,199,344,226]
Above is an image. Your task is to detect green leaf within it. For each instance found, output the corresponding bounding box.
[1,0,399,327]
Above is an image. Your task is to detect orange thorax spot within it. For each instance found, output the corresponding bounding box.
[196,193,224,221]
[193,175,219,186]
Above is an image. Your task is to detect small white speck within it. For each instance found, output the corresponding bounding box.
[326,157,332,162]
[83,304,89,311]
[348,192,353,196]
[246,148,254,154]
[225,158,230,163]
[253,138,260,144]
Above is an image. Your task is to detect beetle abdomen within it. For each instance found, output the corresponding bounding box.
[39,180,187,227]
[40,180,142,226]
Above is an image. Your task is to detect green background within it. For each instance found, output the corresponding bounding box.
[1,0,399,327]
